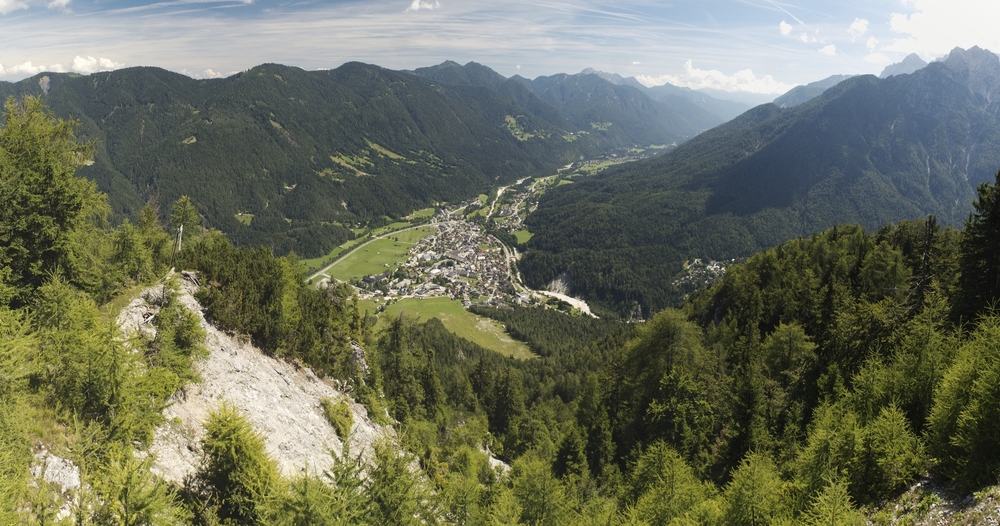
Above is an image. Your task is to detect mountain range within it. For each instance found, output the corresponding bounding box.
[520,46,1000,316]
[0,61,708,257]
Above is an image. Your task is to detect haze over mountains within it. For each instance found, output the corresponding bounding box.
[520,46,1000,315]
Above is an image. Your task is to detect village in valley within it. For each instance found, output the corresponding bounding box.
[310,146,676,320]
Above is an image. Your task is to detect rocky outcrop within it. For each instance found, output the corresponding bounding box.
[136,273,392,484]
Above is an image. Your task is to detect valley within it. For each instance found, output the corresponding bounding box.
[9,48,1000,525]
[311,159,626,349]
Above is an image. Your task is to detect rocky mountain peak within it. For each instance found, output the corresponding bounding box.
[880,53,928,78]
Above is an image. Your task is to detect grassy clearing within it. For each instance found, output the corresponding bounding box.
[513,230,534,244]
[371,222,411,236]
[578,159,632,175]
[556,179,574,186]
[301,238,364,274]
[359,297,535,359]
[477,194,488,205]
[234,213,254,226]
[365,139,404,160]
[408,207,435,219]
[503,115,533,141]
[327,227,434,281]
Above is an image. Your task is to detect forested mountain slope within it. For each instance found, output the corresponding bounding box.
[513,71,713,145]
[582,67,752,123]
[10,93,1000,525]
[520,46,1000,316]
[413,61,713,148]
[0,62,607,257]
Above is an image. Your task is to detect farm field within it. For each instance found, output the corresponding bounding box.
[357,297,535,359]
[326,227,434,281]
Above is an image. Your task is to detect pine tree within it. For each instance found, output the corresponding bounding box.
[956,170,1000,320]
[0,95,105,306]
[170,195,201,239]
[801,481,865,526]
[722,452,789,526]
[196,403,279,525]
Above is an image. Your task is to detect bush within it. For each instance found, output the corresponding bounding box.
[321,398,354,440]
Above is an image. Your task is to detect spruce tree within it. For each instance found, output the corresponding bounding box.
[956,170,1000,320]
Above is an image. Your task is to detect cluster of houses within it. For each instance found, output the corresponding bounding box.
[355,221,536,309]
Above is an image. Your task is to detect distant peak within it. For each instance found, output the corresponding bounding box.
[879,53,928,78]
[580,67,627,85]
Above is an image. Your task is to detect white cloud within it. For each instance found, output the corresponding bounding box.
[47,0,69,10]
[71,56,124,74]
[0,61,45,76]
[632,61,640,65]
[405,0,438,12]
[0,0,28,14]
[203,68,223,78]
[887,0,1000,58]
[866,36,878,50]
[819,45,836,56]
[800,33,816,43]
[848,18,868,38]
[779,21,792,36]
[864,53,891,64]
[635,59,794,95]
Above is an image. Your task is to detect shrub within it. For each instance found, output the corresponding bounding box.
[321,398,354,440]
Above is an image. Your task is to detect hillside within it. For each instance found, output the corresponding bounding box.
[11,90,1000,526]
[412,61,712,148]
[582,67,753,123]
[0,62,603,257]
[520,46,1000,316]
[513,71,713,145]
[772,74,854,108]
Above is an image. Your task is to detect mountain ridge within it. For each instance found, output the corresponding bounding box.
[519,47,1000,315]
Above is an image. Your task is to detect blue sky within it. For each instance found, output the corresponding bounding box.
[1,0,997,95]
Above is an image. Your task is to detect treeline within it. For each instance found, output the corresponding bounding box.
[0,61,606,258]
[11,93,1000,524]
[359,172,1000,524]
[520,62,1000,318]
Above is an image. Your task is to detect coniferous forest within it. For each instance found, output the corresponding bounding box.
[6,71,1000,525]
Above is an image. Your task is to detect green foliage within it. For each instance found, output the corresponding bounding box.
[606,309,729,477]
[170,195,201,237]
[180,233,362,378]
[522,63,997,316]
[374,316,446,423]
[626,441,714,524]
[721,452,791,526]
[196,403,279,525]
[321,398,354,440]
[366,439,433,526]
[0,95,105,306]
[511,452,572,526]
[956,169,1000,320]
[927,314,1000,490]
[91,444,186,525]
[0,398,31,525]
[469,305,621,358]
[801,480,865,526]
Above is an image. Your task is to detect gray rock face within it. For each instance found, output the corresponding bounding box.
[30,448,81,522]
[880,53,929,78]
[138,274,393,484]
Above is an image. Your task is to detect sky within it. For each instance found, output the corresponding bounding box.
[1,0,999,96]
